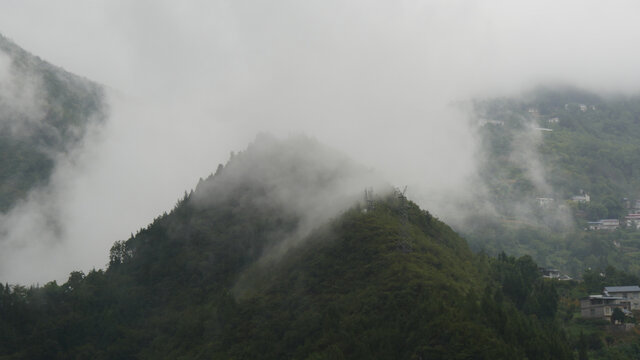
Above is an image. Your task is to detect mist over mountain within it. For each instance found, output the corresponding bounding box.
[0,34,108,284]
[3,2,640,357]
[0,134,572,359]
[11,1,640,285]
[0,22,481,285]
[191,134,387,259]
[452,86,640,280]
[0,36,637,358]
[0,33,106,211]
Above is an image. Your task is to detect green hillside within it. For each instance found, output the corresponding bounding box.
[464,86,640,276]
[0,136,572,359]
[0,33,106,212]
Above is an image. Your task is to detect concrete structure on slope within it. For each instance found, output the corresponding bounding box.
[580,295,630,320]
[604,286,640,310]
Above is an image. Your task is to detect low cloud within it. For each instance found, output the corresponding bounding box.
[1,1,640,284]
[0,49,46,137]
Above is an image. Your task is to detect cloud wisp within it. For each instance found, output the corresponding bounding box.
[1,1,640,284]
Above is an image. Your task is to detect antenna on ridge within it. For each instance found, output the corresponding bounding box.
[364,187,376,212]
[395,186,411,253]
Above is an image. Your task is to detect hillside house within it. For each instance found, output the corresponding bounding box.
[548,117,559,124]
[588,219,620,230]
[601,219,620,230]
[626,214,640,229]
[604,286,640,310]
[588,221,602,230]
[571,193,590,203]
[580,295,630,320]
[589,219,620,231]
[539,268,573,280]
[540,268,560,279]
[536,197,555,208]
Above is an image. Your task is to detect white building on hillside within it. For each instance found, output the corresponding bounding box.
[626,214,640,229]
[571,193,590,203]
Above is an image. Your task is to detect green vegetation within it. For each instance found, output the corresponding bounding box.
[551,268,640,360]
[0,33,105,212]
[0,138,575,359]
[0,198,573,359]
[2,40,640,357]
[464,86,640,278]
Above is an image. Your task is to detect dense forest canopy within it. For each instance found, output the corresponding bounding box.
[0,135,576,359]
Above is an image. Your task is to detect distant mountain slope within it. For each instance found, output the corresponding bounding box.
[464,86,640,277]
[0,33,106,212]
[0,136,571,359]
[474,86,640,218]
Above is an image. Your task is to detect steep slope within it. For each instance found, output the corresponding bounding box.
[222,200,495,359]
[0,33,106,211]
[0,135,571,359]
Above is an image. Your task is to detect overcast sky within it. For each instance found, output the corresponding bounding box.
[3,1,640,98]
[2,0,640,284]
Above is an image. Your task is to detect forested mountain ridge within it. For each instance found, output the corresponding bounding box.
[0,33,106,212]
[0,135,572,359]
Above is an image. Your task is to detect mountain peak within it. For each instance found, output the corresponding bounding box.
[0,133,573,359]
[191,134,384,249]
